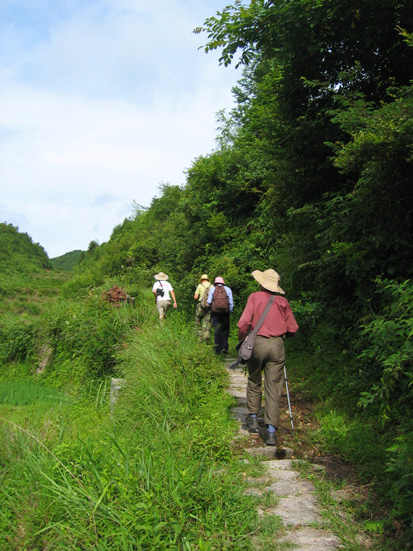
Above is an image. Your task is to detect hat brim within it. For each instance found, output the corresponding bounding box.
[252,270,284,294]
[154,273,169,281]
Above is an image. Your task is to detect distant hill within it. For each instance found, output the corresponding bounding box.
[0,222,52,276]
[51,250,83,271]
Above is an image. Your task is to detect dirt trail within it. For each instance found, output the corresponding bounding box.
[224,356,371,551]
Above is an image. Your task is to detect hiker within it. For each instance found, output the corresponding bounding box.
[207,276,233,355]
[237,269,298,446]
[194,274,213,342]
[152,272,177,321]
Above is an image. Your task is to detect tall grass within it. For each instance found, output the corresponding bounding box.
[0,270,69,316]
[0,285,148,387]
[0,381,65,406]
[0,310,265,549]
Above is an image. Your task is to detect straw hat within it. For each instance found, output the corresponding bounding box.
[214,276,225,285]
[154,272,168,281]
[199,274,210,283]
[252,269,284,294]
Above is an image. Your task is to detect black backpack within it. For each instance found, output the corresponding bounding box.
[211,285,230,313]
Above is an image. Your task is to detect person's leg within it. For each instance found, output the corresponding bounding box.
[202,309,211,342]
[195,302,203,338]
[164,300,171,317]
[262,337,285,429]
[220,314,230,352]
[156,301,164,320]
[246,349,265,416]
[212,314,223,354]
[157,300,171,320]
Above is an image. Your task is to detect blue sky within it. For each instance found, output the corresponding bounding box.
[0,0,240,258]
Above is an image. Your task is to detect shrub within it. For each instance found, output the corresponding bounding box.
[356,278,413,423]
[0,314,38,364]
[386,428,413,542]
[41,294,139,382]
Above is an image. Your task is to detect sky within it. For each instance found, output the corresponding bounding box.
[0,0,241,258]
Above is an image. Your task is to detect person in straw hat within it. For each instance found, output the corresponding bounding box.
[152,272,177,321]
[193,274,213,342]
[237,269,298,446]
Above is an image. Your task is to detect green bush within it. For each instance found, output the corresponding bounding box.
[386,428,413,537]
[0,314,38,364]
[289,292,323,343]
[60,270,105,298]
[312,410,384,478]
[356,278,413,423]
[36,289,141,383]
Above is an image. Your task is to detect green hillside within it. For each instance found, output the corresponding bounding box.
[50,249,83,271]
[0,223,68,316]
[0,222,52,276]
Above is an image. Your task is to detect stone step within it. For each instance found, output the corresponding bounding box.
[226,359,343,550]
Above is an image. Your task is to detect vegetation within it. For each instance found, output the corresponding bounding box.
[0,222,68,317]
[0,302,278,549]
[0,222,51,277]
[50,249,84,272]
[0,1,412,548]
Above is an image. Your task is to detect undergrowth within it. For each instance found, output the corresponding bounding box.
[0,305,265,549]
[1,269,411,549]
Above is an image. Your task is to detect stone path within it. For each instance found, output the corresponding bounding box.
[224,357,343,551]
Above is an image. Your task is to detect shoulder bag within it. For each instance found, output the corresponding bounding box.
[237,296,276,362]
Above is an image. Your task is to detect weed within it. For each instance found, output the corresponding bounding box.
[0,381,65,406]
[293,460,375,550]
[0,303,262,549]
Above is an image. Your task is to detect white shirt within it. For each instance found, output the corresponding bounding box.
[152,280,173,302]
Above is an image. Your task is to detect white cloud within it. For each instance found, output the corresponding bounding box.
[0,0,240,258]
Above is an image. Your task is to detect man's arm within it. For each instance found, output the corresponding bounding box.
[171,289,177,308]
[284,302,299,335]
[227,287,234,312]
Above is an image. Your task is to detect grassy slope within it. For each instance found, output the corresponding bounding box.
[50,250,83,272]
[0,331,270,549]
[0,277,280,550]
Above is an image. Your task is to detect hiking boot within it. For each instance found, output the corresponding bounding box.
[265,430,277,446]
[245,414,259,432]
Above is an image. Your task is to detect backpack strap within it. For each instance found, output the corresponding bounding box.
[236,296,276,352]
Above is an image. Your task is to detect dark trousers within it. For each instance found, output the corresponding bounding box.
[211,313,230,354]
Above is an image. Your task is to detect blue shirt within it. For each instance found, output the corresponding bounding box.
[207,284,234,312]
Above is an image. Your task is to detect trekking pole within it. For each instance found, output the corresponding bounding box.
[284,366,294,434]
